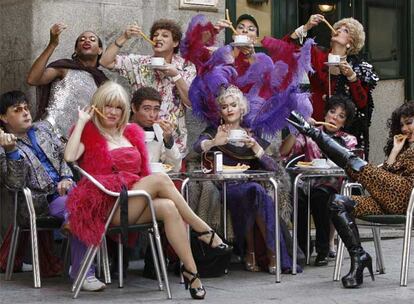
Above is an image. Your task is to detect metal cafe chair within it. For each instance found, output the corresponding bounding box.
[333,182,414,286]
[4,187,66,288]
[71,165,171,299]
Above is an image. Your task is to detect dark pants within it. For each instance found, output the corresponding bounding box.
[298,186,336,257]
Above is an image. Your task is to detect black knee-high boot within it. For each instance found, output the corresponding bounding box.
[329,195,375,288]
[287,111,367,171]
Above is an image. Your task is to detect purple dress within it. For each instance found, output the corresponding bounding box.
[194,126,301,272]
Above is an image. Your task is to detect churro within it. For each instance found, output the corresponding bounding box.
[225,9,238,35]
[315,121,338,129]
[322,17,337,35]
[297,161,312,167]
[133,22,156,46]
[92,105,107,120]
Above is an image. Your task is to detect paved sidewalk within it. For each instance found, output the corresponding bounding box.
[1,237,414,304]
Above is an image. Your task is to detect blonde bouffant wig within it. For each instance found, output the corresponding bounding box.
[333,17,365,55]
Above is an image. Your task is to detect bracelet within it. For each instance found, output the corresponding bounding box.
[294,25,308,44]
[171,74,182,83]
[114,39,124,48]
[255,147,265,158]
[347,72,357,82]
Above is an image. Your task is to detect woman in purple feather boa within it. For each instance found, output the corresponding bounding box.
[193,86,301,274]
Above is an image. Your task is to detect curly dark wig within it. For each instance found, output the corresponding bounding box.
[324,93,356,127]
[150,19,182,53]
[384,100,414,156]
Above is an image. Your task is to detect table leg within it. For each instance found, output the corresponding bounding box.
[223,182,227,240]
[269,177,281,283]
[292,173,304,275]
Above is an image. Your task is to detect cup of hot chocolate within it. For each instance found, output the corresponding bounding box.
[228,129,247,141]
[151,57,165,66]
[327,54,341,64]
[234,35,249,44]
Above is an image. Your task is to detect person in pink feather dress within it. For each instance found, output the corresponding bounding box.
[64,81,230,300]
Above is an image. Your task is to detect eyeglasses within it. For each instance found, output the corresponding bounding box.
[236,24,257,33]
[11,104,29,113]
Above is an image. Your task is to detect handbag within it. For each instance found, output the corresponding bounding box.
[190,231,232,278]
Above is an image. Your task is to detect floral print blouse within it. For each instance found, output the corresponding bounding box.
[114,53,196,156]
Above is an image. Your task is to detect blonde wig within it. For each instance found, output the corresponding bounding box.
[216,85,249,120]
[90,81,130,136]
[333,17,365,55]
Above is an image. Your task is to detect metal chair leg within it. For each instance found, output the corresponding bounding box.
[101,237,111,284]
[372,226,385,274]
[96,246,102,279]
[72,246,99,298]
[5,226,20,281]
[117,235,124,288]
[400,211,414,286]
[333,237,345,281]
[152,223,172,299]
[148,229,163,291]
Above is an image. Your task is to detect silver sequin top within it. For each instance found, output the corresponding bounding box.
[45,69,97,138]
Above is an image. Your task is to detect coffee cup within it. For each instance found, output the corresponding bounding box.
[150,162,165,173]
[312,158,327,167]
[151,57,165,66]
[144,131,155,143]
[234,35,249,44]
[327,54,340,64]
[228,129,247,141]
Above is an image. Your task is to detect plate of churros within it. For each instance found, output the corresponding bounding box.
[295,161,330,169]
[163,164,173,173]
[223,164,250,173]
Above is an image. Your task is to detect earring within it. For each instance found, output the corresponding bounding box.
[346,43,351,49]
[220,117,224,125]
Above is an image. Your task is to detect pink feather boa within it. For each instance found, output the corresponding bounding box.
[67,122,150,245]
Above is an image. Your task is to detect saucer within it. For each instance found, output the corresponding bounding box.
[324,62,341,66]
[230,42,254,47]
[146,64,168,70]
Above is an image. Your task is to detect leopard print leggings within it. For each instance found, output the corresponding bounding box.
[347,164,412,217]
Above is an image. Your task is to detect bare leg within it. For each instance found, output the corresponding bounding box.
[112,197,202,289]
[127,173,224,247]
[329,222,336,254]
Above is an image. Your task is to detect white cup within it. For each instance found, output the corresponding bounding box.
[328,54,341,64]
[151,57,165,66]
[144,131,155,143]
[234,35,249,43]
[150,162,165,173]
[228,129,247,141]
[312,158,327,167]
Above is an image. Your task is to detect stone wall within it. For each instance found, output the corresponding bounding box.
[0,0,224,241]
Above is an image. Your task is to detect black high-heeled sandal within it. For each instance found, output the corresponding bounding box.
[192,230,232,256]
[181,266,206,300]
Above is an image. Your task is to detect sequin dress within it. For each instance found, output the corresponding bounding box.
[45,69,97,138]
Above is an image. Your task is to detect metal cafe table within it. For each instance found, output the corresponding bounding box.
[180,170,282,283]
[287,166,347,274]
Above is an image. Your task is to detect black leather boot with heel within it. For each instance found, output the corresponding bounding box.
[330,195,375,288]
[286,111,367,172]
